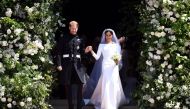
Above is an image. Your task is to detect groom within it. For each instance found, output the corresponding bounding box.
[56,20,88,109]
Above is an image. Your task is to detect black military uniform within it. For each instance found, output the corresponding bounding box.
[56,33,87,109]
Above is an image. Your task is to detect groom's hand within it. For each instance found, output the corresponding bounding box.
[85,46,92,53]
[57,66,62,71]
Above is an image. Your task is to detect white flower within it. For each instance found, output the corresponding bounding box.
[29,25,34,29]
[168,11,173,16]
[111,53,121,65]
[170,17,177,22]
[148,52,153,58]
[174,102,180,109]
[19,102,25,107]
[0,92,5,97]
[165,92,171,98]
[153,55,161,60]
[148,98,155,104]
[0,62,3,69]
[167,64,172,69]
[164,54,170,60]
[143,40,148,43]
[25,6,34,14]
[177,65,183,69]
[40,57,45,62]
[163,0,172,4]
[155,32,162,37]
[5,8,12,17]
[143,94,151,100]
[150,67,155,72]
[34,3,40,7]
[7,103,12,108]
[18,43,24,49]
[12,101,16,105]
[156,50,163,55]
[145,84,150,88]
[148,47,154,51]
[34,40,44,50]
[2,41,8,46]
[166,82,173,89]
[1,97,6,102]
[45,32,48,36]
[175,13,180,18]
[182,85,188,91]
[169,35,176,41]
[7,29,12,34]
[7,98,12,102]
[150,32,154,35]
[146,60,152,66]
[0,54,2,58]
[31,65,38,70]
[14,29,23,36]
[27,97,32,102]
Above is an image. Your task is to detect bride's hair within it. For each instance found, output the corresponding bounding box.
[100,28,119,44]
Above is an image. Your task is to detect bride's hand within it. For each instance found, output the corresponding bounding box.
[85,46,93,53]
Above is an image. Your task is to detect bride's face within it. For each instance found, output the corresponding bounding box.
[105,31,113,43]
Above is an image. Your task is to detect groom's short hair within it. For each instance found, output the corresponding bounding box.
[69,20,79,27]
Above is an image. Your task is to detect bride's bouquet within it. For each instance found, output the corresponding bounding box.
[112,53,121,65]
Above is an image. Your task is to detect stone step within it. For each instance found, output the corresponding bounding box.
[49,99,138,109]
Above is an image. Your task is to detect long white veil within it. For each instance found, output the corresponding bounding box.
[83,28,122,99]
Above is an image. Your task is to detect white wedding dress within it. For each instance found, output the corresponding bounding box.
[90,43,127,109]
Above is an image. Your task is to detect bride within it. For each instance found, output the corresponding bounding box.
[84,28,127,109]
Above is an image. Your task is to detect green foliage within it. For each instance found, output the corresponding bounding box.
[137,0,190,108]
[0,0,63,108]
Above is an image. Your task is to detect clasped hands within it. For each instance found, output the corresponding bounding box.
[85,46,93,53]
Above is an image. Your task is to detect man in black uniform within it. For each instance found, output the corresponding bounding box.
[56,20,88,109]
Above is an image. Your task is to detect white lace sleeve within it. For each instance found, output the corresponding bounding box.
[91,44,102,60]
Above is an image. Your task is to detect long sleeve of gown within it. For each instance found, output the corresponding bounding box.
[91,44,102,60]
[117,44,122,61]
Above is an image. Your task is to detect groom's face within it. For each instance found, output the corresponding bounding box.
[69,25,78,35]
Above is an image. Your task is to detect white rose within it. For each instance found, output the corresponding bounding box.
[14,28,23,36]
[45,32,48,36]
[0,62,3,69]
[0,54,2,58]
[7,98,12,102]
[19,102,25,107]
[150,32,154,35]
[150,67,155,72]
[12,101,16,105]
[28,7,33,14]
[167,64,172,69]
[146,60,152,66]
[175,13,180,18]
[148,98,155,104]
[1,97,6,102]
[7,29,12,34]
[27,97,32,102]
[39,57,45,62]
[5,8,12,17]
[2,41,8,46]
[7,103,12,108]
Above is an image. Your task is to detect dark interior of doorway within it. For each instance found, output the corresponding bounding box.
[51,0,142,102]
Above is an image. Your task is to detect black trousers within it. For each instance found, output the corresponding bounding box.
[65,66,83,109]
